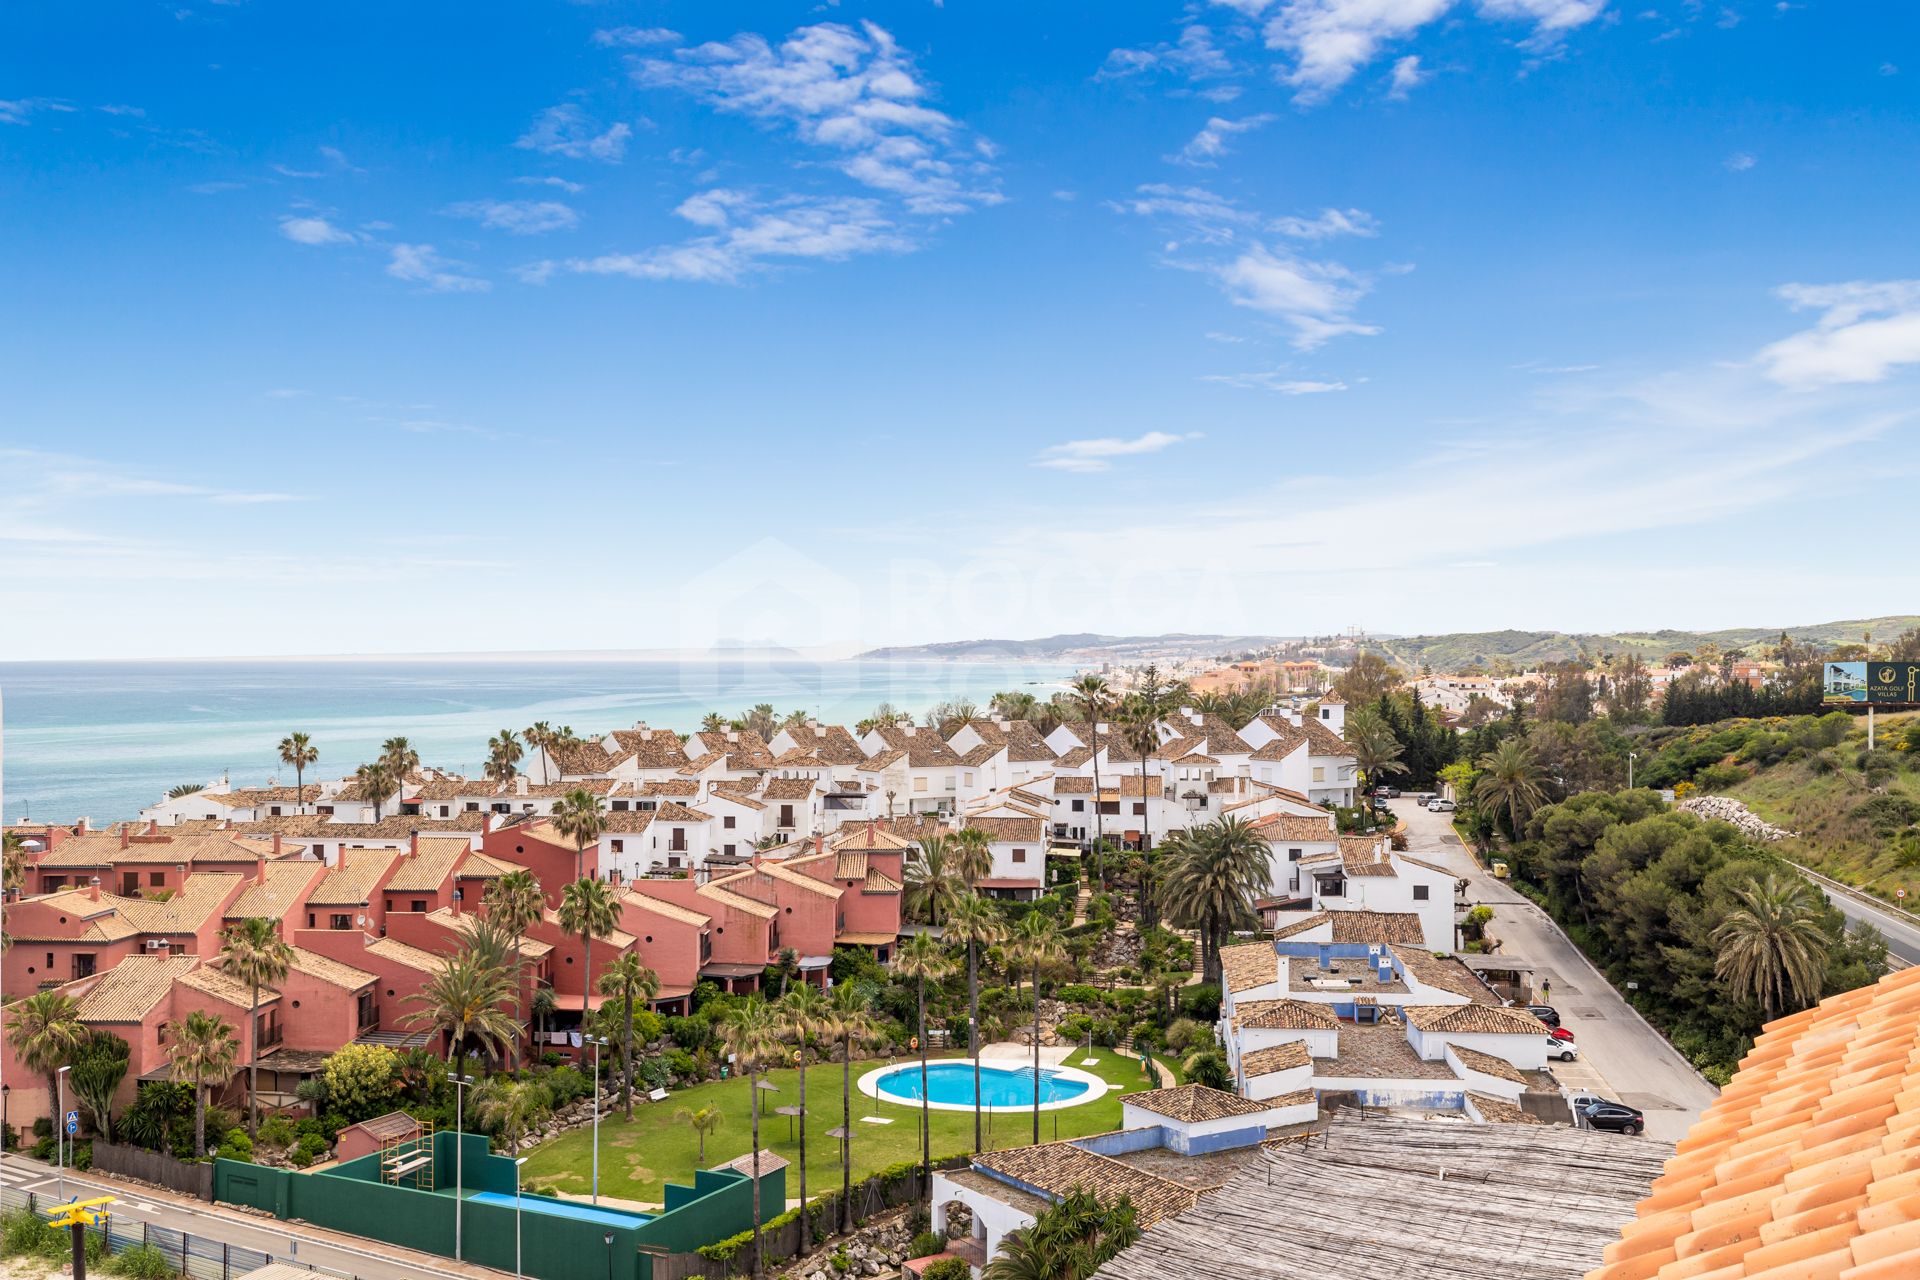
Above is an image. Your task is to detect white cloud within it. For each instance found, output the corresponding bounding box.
[1102,24,1236,83]
[1723,151,1756,171]
[445,198,580,235]
[1758,280,1920,388]
[1035,431,1201,473]
[529,189,910,285]
[1211,243,1380,347]
[1271,207,1379,239]
[385,244,490,293]
[1387,54,1428,98]
[636,21,999,215]
[98,104,146,118]
[0,449,303,506]
[0,97,76,125]
[516,104,632,162]
[278,214,357,245]
[1170,113,1275,166]
[592,26,680,47]
[515,175,586,194]
[1201,371,1349,392]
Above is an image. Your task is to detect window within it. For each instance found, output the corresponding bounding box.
[779,804,794,828]
[1321,876,1345,898]
[943,775,956,790]
[1288,848,1302,862]
[330,913,353,930]
[149,871,165,887]
[913,777,928,793]
[1012,848,1027,863]
[72,954,97,979]
[411,899,426,912]
[670,828,688,853]
[1412,885,1430,901]
[963,773,973,787]
[1312,766,1326,783]
[1132,802,1145,816]
[611,839,624,853]
[1071,799,1085,812]
[724,844,736,856]
[723,816,736,830]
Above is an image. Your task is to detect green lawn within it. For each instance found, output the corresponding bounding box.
[518,1049,1161,1204]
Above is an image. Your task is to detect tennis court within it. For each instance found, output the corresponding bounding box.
[465,1190,654,1229]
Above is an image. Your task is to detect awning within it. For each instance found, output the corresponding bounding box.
[701,962,766,979]
[974,877,1043,890]
[355,1028,434,1049]
[1458,954,1536,973]
[796,954,834,970]
[1046,845,1082,858]
[835,931,898,946]
[550,992,611,1011]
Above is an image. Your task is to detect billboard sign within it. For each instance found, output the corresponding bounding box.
[1823,661,1920,705]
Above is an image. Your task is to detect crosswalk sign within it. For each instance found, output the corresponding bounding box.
[64,1111,78,1135]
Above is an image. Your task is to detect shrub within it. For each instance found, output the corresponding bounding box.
[1177,984,1220,1022]
[1054,984,1101,1007]
[544,1066,591,1108]
[216,1132,254,1163]
[1162,1018,1206,1056]
[664,1015,712,1051]
[1,1206,60,1257]
[290,1133,328,1167]
[256,1116,296,1148]
[321,1045,401,1123]
[107,1243,178,1279]
[922,1259,972,1280]
[910,1232,945,1259]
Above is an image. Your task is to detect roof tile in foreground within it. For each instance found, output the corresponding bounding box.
[1586,964,1920,1280]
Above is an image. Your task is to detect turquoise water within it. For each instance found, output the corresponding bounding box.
[464,1189,652,1227]
[874,1062,1092,1108]
[0,659,1073,824]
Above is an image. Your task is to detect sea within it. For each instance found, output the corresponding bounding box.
[0,658,1077,826]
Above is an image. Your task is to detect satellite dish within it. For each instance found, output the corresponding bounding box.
[356,914,369,927]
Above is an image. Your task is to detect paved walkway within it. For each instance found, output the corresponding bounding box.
[1391,800,1720,1143]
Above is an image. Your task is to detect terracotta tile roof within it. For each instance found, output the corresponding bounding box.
[974,1142,1202,1228]
[1249,813,1339,843]
[689,730,777,770]
[37,830,265,869]
[964,816,1046,843]
[869,724,963,768]
[405,777,491,802]
[730,861,842,900]
[1150,733,1210,762]
[1053,724,1143,765]
[116,872,244,934]
[957,743,1003,767]
[1466,1092,1544,1125]
[200,785,323,809]
[287,946,377,990]
[427,907,552,958]
[1052,775,1094,794]
[781,723,869,766]
[382,838,473,893]
[864,866,903,894]
[598,810,657,834]
[178,961,268,1008]
[623,891,712,929]
[1391,946,1499,1004]
[364,937,444,973]
[607,727,692,770]
[707,785,766,811]
[639,779,700,797]
[829,822,916,851]
[1240,1041,1311,1077]
[1331,837,1396,875]
[1587,964,1920,1280]
[73,956,200,1021]
[1450,1045,1527,1083]
[227,861,326,920]
[548,738,622,776]
[5,891,142,943]
[1268,909,1426,946]
[1332,1021,1460,1080]
[1302,720,1353,758]
[678,749,728,776]
[1232,998,1339,1031]
[1402,1004,1544,1036]
[307,850,400,907]
[1219,941,1281,995]
[651,802,713,823]
[1125,1084,1274,1124]
[697,882,778,920]
[762,777,818,801]
[454,850,517,879]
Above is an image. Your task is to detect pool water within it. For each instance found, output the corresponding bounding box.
[874,1062,1092,1107]
[465,1189,653,1228]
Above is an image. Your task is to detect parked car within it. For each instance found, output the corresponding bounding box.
[1546,1025,1575,1043]
[1578,1100,1645,1136]
[1426,798,1457,812]
[1528,1004,1561,1029]
[1372,785,1401,799]
[1548,1034,1579,1062]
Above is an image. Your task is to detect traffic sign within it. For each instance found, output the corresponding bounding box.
[64,1111,78,1125]
[65,1119,78,1136]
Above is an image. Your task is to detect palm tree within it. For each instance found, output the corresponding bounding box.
[674,1104,724,1164]
[945,893,1006,1154]
[484,869,547,1059]
[1346,706,1409,799]
[1070,675,1113,855]
[699,712,727,734]
[2,829,29,898]
[950,827,993,891]
[1007,911,1063,1144]
[550,788,607,882]
[476,1077,547,1152]
[1714,873,1831,1022]
[523,722,559,782]
[776,984,830,1231]
[220,918,293,1136]
[380,736,421,787]
[1157,818,1265,988]
[486,729,524,786]
[1118,679,1170,856]
[599,954,659,1119]
[558,877,620,1035]
[1474,737,1548,838]
[905,836,963,927]
[894,933,954,1194]
[983,1189,1141,1280]
[824,980,881,1234]
[719,999,782,1279]
[353,760,396,823]
[9,992,84,1122]
[404,949,520,1065]
[278,732,318,813]
[169,1010,239,1157]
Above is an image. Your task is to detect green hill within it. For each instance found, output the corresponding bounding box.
[1372,616,1920,672]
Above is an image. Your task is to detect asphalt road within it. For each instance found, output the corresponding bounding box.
[0,1151,513,1280]
[1391,800,1720,1143]
[1785,860,1920,967]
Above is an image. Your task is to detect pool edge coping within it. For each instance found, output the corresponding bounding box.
[855,1059,1111,1114]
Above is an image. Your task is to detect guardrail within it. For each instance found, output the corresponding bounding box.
[0,1185,355,1280]
[1784,860,1918,969]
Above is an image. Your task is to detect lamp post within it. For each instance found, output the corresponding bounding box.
[604,1230,615,1280]
[514,1156,529,1279]
[56,1064,71,1199]
[588,1036,608,1204]
[452,1072,474,1260]
[1628,751,1638,790]
[3,1081,11,1174]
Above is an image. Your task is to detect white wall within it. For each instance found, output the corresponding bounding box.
[1240,1061,1314,1101]
[1408,1025,1548,1073]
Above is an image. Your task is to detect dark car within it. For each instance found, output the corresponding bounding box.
[1528,1004,1561,1029]
[1580,1101,1646,1136]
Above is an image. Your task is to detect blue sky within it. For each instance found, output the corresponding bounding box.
[1,1,1916,660]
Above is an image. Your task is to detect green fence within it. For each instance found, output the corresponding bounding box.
[214,1131,780,1280]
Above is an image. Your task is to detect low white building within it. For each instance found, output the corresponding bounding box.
[1279,838,1462,952]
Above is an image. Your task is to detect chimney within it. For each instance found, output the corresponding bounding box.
[726,730,739,744]
[1375,842,1385,864]
[901,724,916,738]
[814,833,825,856]
[77,817,91,835]
[451,888,462,916]
[481,812,494,835]
[87,877,100,901]
[338,847,349,872]
[640,728,652,741]
[257,860,270,886]
[271,833,283,859]
[865,820,876,848]
[410,830,420,857]
[46,825,66,850]
[1095,721,1109,735]
[120,825,131,851]
[1376,948,1394,984]
[813,724,825,738]
[515,775,529,796]
[147,818,159,835]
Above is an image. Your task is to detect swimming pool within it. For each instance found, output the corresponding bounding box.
[465,1190,653,1229]
[858,1060,1108,1113]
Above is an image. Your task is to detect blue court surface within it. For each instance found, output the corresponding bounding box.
[464,1189,654,1228]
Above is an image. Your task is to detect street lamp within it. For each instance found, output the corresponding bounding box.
[1628,751,1639,790]
[587,1036,609,1203]
[56,1065,71,1199]
[451,1072,475,1260]
[514,1156,529,1279]
[604,1230,616,1280]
